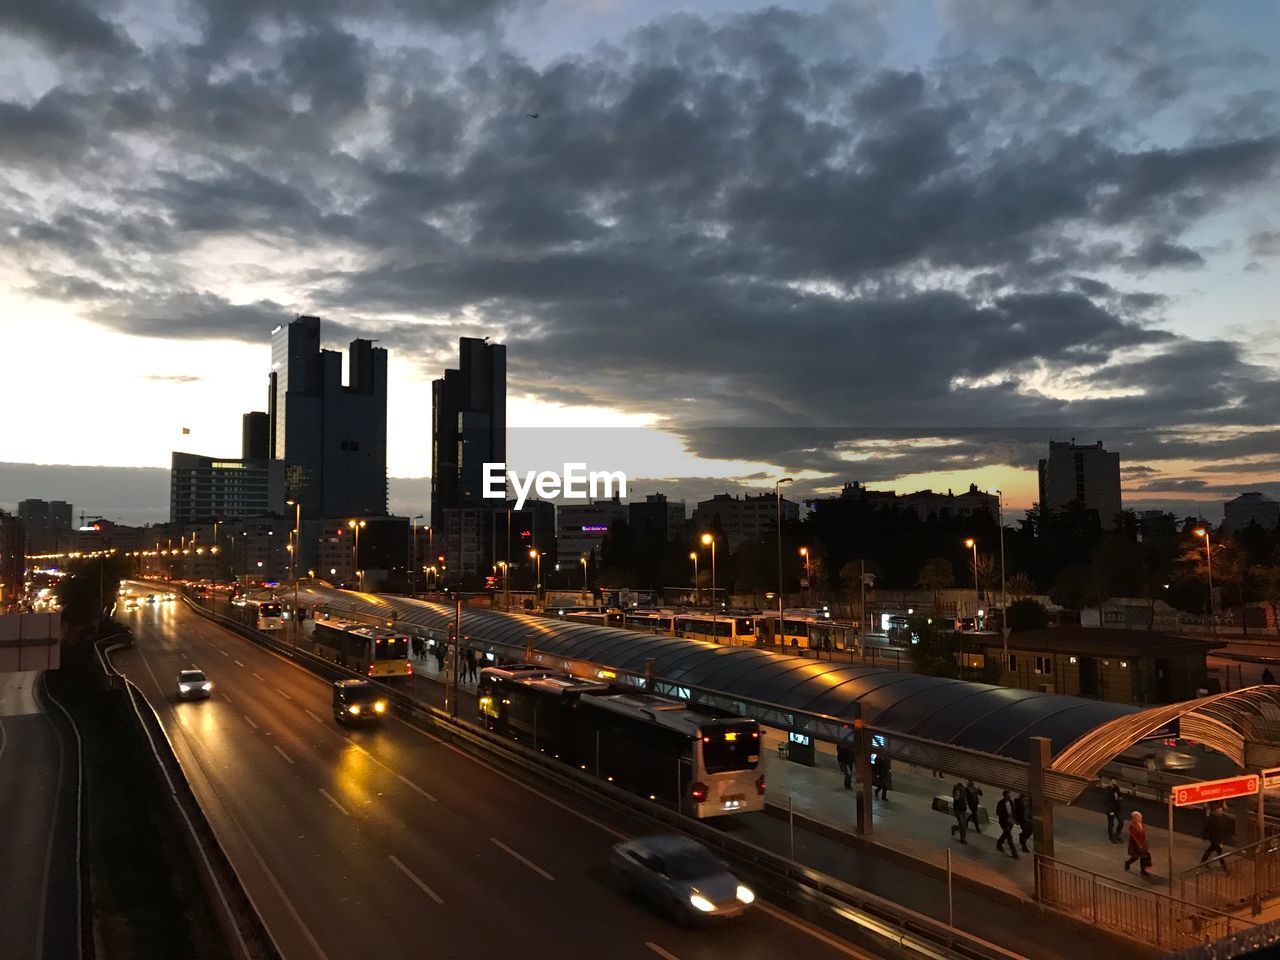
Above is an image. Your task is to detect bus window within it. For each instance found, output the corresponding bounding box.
[702,724,760,773]
[735,618,755,635]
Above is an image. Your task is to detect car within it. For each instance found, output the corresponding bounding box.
[611,835,755,923]
[332,679,387,725]
[124,598,139,611]
[145,593,157,604]
[177,669,212,700]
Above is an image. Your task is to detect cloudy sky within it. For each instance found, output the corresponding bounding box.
[2,0,1278,523]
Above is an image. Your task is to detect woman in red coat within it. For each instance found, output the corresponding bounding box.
[1124,811,1153,878]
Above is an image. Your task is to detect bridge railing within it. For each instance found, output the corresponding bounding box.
[1179,832,1280,913]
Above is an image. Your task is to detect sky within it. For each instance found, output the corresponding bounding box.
[1,0,1278,524]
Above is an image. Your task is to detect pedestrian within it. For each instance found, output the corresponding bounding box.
[995,790,1019,859]
[1200,803,1232,871]
[1104,780,1124,843]
[836,741,855,790]
[465,648,478,683]
[873,752,891,800]
[964,779,983,833]
[950,783,968,844]
[434,642,446,673]
[1124,811,1153,878]
[1263,667,1276,685]
[1014,791,1032,853]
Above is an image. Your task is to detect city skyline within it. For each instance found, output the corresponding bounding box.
[2,0,1278,520]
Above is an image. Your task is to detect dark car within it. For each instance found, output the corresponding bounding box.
[611,835,755,923]
[177,668,212,700]
[332,679,387,725]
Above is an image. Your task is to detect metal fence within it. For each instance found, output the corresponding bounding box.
[1035,855,1256,952]
[1180,832,1280,912]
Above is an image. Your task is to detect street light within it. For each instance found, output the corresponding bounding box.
[689,551,699,606]
[701,532,717,640]
[988,489,1009,669]
[964,538,979,630]
[410,514,424,596]
[529,548,542,605]
[799,546,810,607]
[1194,527,1216,636]
[579,554,588,591]
[775,477,794,642]
[348,519,366,591]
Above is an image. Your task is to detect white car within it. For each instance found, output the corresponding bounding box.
[177,669,212,700]
[611,835,755,923]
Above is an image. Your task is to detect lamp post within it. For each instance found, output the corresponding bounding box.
[775,477,794,642]
[348,519,366,591]
[410,514,423,596]
[529,548,542,607]
[989,489,1008,669]
[690,551,699,606]
[286,500,302,640]
[799,546,811,607]
[579,554,588,591]
[495,561,510,609]
[701,533,717,640]
[1194,527,1216,636]
[964,538,979,630]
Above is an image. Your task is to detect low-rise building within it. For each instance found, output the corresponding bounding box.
[692,492,799,552]
[1223,492,1279,534]
[557,497,626,560]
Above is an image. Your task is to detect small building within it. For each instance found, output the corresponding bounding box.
[1223,492,1279,534]
[978,627,1223,706]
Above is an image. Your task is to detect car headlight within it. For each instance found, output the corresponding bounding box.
[348,704,361,714]
[178,684,190,693]
[689,893,716,913]
[202,682,212,692]
[374,701,386,713]
[735,885,755,904]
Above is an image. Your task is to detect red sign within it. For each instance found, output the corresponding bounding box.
[1173,775,1259,807]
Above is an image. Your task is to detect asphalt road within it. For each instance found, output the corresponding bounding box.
[0,670,79,960]
[116,590,883,960]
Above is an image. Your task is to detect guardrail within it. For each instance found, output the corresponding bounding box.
[181,592,1024,960]
[1035,854,1256,952]
[1180,832,1280,913]
[93,636,283,960]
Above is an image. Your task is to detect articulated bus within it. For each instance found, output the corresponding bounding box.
[757,615,860,653]
[310,618,414,678]
[618,611,676,634]
[477,665,764,818]
[673,614,756,646]
[565,610,627,628]
[235,598,285,632]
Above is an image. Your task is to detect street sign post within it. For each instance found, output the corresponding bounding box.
[1261,767,1280,791]
[1173,774,1260,807]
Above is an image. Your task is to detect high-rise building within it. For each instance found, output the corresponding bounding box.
[170,452,285,526]
[1038,439,1122,529]
[17,499,73,554]
[242,411,270,461]
[557,497,627,560]
[628,493,687,542]
[430,337,506,524]
[268,315,388,530]
[0,510,24,609]
[692,492,799,552]
[1223,492,1279,534]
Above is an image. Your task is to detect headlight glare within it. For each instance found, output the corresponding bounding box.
[736,885,755,904]
[689,893,716,913]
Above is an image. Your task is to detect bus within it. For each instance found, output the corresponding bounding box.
[757,615,859,653]
[310,618,414,679]
[673,614,756,646]
[565,610,627,628]
[619,611,676,635]
[235,598,285,632]
[477,666,765,818]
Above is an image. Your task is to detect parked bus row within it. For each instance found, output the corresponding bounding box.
[562,609,860,651]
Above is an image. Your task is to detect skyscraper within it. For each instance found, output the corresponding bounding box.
[430,337,506,524]
[1038,439,1122,529]
[268,316,388,524]
[242,411,269,461]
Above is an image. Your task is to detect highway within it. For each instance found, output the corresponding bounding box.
[116,589,883,960]
[0,670,79,960]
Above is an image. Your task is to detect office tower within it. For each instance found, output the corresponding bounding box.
[0,510,23,609]
[242,411,270,461]
[692,492,799,552]
[1038,439,1122,529]
[268,316,388,524]
[628,493,687,542]
[169,452,285,526]
[430,337,506,524]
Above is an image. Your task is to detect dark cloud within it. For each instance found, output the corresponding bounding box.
[0,0,135,56]
[1123,237,1204,270]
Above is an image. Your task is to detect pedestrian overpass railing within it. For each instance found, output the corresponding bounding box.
[1035,854,1255,952]
[1179,832,1280,914]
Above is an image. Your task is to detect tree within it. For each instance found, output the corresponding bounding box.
[840,561,869,621]
[907,615,960,679]
[1050,563,1091,610]
[1007,598,1049,632]
[1253,565,1280,632]
[916,557,954,612]
[1006,572,1036,600]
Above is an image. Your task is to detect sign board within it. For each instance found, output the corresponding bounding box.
[1173,774,1259,807]
[786,730,815,767]
[1261,767,1280,791]
[1138,719,1181,743]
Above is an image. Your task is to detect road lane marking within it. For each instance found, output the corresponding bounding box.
[242,715,258,730]
[490,837,555,880]
[234,659,245,667]
[645,945,680,960]
[217,648,229,656]
[395,773,437,803]
[305,709,325,724]
[347,741,438,802]
[319,788,348,815]
[757,902,879,960]
[273,745,294,764]
[222,694,233,704]
[253,672,266,682]
[389,855,444,904]
[275,687,293,700]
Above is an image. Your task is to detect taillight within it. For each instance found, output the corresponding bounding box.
[367,665,374,675]
[691,781,708,802]
[406,662,414,674]
[755,775,766,796]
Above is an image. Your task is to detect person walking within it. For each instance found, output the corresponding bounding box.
[964,779,983,833]
[465,648,478,683]
[1201,803,1232,871]
[1124,811,1153,878]
[873,752,891,800]
[950,783,968,844]
[1104,780,1124,843]
[995,790,1019,859]
[836,741,855,790]
[1014,791,1032,853]
[1263,667,1276,685]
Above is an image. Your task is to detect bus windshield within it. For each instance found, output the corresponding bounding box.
[374,637,408,660]
[259,602,283,617]
[701,722,760,773]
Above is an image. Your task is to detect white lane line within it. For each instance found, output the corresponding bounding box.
[318,788,348,816]
[242,715,258,730]
[233,659,245,667]
[275,687,293,701]
[305,709,326,724]
[273,745,294,764]
[222,694,233,704]
[395,773,437,803]
[645,945,681,960]
[388,855,444,904]
[217,648,229,657]
[252,672,266,682]
[490,837,555,880]
[348,741,437,802]
[757,902,879,960]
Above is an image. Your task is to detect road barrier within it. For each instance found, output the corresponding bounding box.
[180,591,1025,960]
[1179,832,1280,913]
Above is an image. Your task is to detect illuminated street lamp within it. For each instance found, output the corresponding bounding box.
[690,551,699,606]
[964,538,979,630]
[799,546,811,606]
[1194,527,1216,636]
[348,519,366,591]
[529,548,543,605]
[701,532,718,639]
[775,477,794,640]
[579,554,588,591]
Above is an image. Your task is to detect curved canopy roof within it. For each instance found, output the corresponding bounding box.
[301,586,1134,764]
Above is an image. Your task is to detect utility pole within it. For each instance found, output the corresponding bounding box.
[775,477,794,643]
[447,597,462,717]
